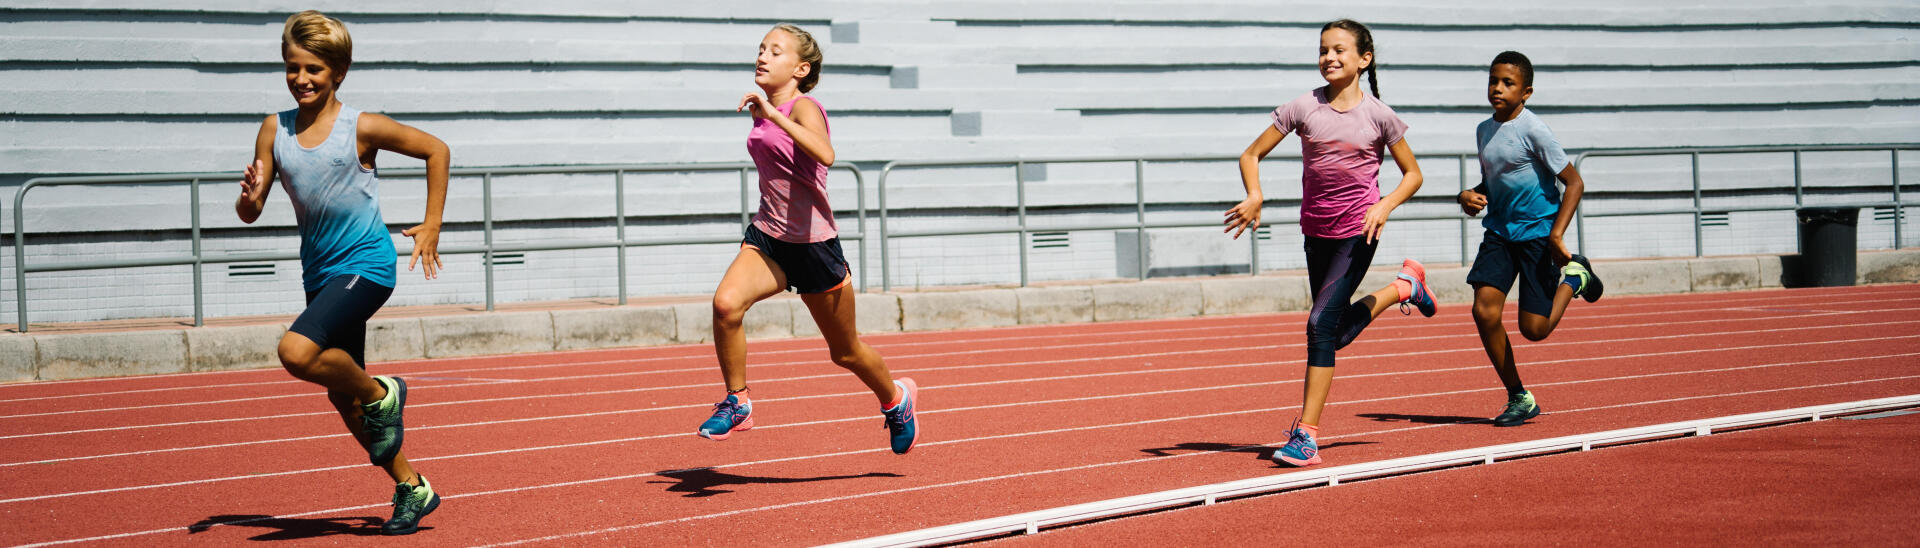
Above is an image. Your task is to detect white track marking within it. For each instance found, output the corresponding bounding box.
[7,305,1914,422]
[4,286,1908,400]
[5,317,1917,443]
[7,348,1916,507]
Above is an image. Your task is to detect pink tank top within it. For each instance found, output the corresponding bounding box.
[748,96,837,243]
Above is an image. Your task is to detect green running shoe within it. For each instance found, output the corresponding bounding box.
[1564,255,1604,303]
[1493,391,1541,427]
[382,475,440,535]
[360,376,407,465]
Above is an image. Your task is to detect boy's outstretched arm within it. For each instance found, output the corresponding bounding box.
[360,113,450,279]
[236,115,277,224]
[1548,164,1585,265]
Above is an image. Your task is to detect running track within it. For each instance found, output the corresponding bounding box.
[2,284,1917,546]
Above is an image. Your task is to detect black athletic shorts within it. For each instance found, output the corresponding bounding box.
[742,224,851,294]
[1466,230,1560,317]
[288,273,394,368]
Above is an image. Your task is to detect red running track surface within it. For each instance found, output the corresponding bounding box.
[1,284,1917,546]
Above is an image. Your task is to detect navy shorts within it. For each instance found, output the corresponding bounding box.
[742,224,851,294]
[1466,231,1559,317]
[288,273,394,368]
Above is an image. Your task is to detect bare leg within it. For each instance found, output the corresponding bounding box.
[801,282,900,406]
[278,333,385,403]
[329,390,419,485]
[711,247,787,392]
[1472,285,1526,394]
[1517,283,1578,342]
[1297,366,1338,426]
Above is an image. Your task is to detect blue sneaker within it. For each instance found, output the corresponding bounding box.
[696,393,754,441]
[1396,259,1436,317]
[882,378,920,455]
[1273,419,1322,466]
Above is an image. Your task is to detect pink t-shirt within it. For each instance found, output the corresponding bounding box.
[1270,88,1409,239]
[748,96,838,243]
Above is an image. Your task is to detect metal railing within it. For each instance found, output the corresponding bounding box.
[10,143,1914,331]
[1570,144,1918,257]
[876,154,1483,292]
[10,163,865,333]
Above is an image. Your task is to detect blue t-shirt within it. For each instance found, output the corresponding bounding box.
[1475,109,1571,242]
[272,105,398,292]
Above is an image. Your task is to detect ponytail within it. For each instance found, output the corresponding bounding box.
[1323,19,1379,98]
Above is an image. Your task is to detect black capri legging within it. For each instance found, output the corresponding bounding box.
[1303,234,1379,367]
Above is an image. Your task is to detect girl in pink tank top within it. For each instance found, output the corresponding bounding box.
[695,24,921,456]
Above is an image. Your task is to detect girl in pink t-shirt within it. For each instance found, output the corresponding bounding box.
[1223,19,1436,467]
[696,24,919,455]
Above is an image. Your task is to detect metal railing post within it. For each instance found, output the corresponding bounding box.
[879,163,892,293]
[1574,153,1587,256]
[1692,152,1703,257]
[1792,151,1803,207]
[1894,149,1903,249]
[190,178,204,327]
[483,172,495,312]
[1459,154,1470,264]
[854,166,868,292]
[615,170,628,305]
[1016,162,1029,287]
[1135,160,1148,280]
[739,168,752,229]
[13,182,27,332]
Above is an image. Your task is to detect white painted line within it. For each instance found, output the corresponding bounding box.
[4,286,1906,400]
[9,348,1917,508]
[7,305,1912,423]
[486,385,1920,547]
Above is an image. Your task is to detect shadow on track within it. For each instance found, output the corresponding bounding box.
[187,514,390,540]
[650,468,905,498]
[1140,441,1374,460]
[1355,413,1490,425]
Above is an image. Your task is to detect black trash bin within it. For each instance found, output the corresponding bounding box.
[1795,207,1858,287]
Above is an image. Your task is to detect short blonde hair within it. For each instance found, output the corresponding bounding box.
[771,23,823,93]
[282,10,353,74]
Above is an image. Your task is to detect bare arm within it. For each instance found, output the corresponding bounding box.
[1362,138,1424,243]
[359,113,450,279]
[1547,163,1585,264]
[1225,125,1286,239]
[235,115,277,224]
[739,94,834,166]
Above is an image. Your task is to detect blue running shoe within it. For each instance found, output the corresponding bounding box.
[882,378,920,455]
[1273,418,1322,467]
[1396,259,1436,317]
[696,393,754,441]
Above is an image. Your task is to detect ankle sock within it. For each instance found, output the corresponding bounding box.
[1391,278,1413,302]
[882,381,906,411]
[1297,422,1320,437]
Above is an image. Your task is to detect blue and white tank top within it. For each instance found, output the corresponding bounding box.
[272,104,397,292]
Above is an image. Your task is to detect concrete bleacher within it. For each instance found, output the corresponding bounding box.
[2,0,1916,323]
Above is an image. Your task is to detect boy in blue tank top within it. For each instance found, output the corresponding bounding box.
[1458,51,1604,428]
[234,11,449,535]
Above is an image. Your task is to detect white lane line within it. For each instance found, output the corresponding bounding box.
[5,313,1917,445]
[8,346,1917,507]
[20,365,1920,548]
[6,286,1908,401]
[8,303,1913,421]
[472,373,1920,547]
[6,310,1915,437]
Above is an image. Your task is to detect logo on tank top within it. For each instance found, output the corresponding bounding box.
[330,158,347,166]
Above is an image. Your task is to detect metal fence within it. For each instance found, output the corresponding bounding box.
[8,143,1916,332]
[875,153,1483,292]
[1571,144,1917,256]
[9,163,865,333]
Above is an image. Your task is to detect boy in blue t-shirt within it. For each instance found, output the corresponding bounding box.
[1458,51,1603,427]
